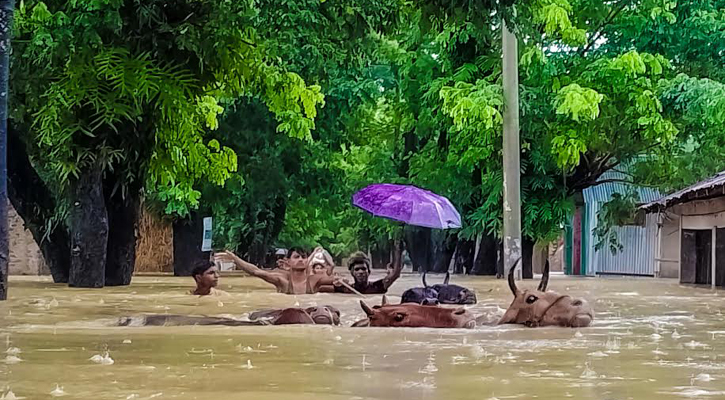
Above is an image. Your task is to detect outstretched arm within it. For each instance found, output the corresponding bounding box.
[382,239,403,289]
[310,273,342,292]
[214,251,282,287]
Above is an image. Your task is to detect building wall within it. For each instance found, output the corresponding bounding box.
[672,197,725,228]
[652,198,725,283]
[657,212,680,279]
[584,201,657,276]
[8,201,48,275]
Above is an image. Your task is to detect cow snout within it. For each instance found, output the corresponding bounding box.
[422,298,440,306]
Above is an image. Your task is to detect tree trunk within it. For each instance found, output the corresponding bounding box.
[173,212,210,276]
[69,166,108,288]
[453,237,475,274]
[7,127,71,283]
[522,236,535,279]
[370,239,392,269]
[496,239,504,278]
[104,192,138,286]
[434,232,454,273]
[0,0,11,300]
[247,240,268,267]
[472,234,497,275]
[404,227,432,272]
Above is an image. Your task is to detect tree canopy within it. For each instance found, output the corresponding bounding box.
[7,0,725,280]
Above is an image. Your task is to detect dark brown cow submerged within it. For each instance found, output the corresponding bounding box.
[116,306,341,327]
[498,259,594,328]
[353,295,477,329]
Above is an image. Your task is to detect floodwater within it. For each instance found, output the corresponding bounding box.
[2,271,725,400]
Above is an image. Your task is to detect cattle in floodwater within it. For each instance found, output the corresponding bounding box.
[400,273,477,305]
[249,305,341,325]
[498,259,594,328]
[353,295,477,328]
[115,306,341,327]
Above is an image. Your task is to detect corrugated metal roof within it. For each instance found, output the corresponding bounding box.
[583,169,662,204]
[640,170,725,212]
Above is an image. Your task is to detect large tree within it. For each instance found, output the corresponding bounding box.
[279,0,725,274]
[9,0,323,286]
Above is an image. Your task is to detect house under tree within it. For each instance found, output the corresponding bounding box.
[564,168,663,277]
[640,171,725,288]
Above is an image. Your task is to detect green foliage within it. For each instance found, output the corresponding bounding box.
[533,0,587,45]
[15,0,725,263]
[593,190,641,254]
[11,0,325,217]
[554,84,603,122]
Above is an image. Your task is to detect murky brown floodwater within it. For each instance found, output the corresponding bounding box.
[2,271,725,399]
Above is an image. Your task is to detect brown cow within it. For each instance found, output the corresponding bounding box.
[498,258,594,328]
[249,305,341,325]
[116,305,341,327]
[353,295,477,328]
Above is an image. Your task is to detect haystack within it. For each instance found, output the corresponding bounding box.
[134,203,173,273]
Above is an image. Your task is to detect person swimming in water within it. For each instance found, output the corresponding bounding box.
[333,240,403,294]
[188,261,229,296]
[213,247,341,294]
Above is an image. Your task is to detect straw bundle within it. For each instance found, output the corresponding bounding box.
[134,204,173,273]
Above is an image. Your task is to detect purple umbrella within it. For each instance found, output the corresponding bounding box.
[352,184,462,229]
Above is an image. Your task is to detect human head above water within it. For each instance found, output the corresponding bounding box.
[308,247,334,275]
[191,260,219,288]
[347,252,371,284]
[311,263,327,274]
[286,247,308,271]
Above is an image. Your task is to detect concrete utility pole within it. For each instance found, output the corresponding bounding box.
[0,0,13,300]
[502,19,522,281]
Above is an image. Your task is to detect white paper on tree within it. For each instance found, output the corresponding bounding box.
[201,217,212,252]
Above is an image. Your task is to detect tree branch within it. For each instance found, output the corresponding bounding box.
[580,0,631,56]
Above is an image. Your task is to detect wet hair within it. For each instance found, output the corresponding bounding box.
[287,247,308,259]
[191,261,215,279]
[347,252,371,271]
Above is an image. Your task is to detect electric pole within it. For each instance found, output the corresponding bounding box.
[502,19,522,281]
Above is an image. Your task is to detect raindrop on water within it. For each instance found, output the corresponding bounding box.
[580,362,597,379]
[50,385,66,397]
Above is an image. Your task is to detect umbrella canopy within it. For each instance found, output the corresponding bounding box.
[352,183,462,229]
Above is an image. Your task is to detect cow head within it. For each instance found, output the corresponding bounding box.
[429,273,477,305]
[498,259,594,328]
[358,295,476,328]
[305,305,341,325]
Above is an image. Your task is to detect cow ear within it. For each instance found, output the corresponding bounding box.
[360,300,375,317]
[381,295,389,306]
[443,272,450,285]
[453,308,466,315]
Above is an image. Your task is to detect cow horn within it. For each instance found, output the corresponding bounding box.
[508,257,522,296]
[360,300,375,317]
[537,259,550,292]
[443,272,450,285]
[381,294,389,306]
[422,272,429,288]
